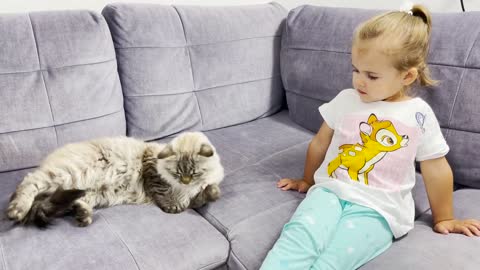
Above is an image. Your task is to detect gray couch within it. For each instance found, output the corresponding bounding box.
[0,3,478,270]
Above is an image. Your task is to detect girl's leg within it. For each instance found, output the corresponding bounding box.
[310,202,393,270]
[260,188,344,270]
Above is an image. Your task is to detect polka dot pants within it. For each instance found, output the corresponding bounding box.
[260,188,393,270]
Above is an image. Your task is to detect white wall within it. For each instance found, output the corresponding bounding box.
[0,0,478,13]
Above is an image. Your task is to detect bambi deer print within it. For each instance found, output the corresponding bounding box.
[327,113,409,185]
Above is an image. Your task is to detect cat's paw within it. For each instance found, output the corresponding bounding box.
[76,216,93,227]
[205,184,221,202]
[73,201,93,227]
[6,199,32,222]
[160,202,186,214]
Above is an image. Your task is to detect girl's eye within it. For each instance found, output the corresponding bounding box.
[352,69,359,73]
[368,75,378,80]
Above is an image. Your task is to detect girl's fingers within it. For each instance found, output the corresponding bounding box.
[467,224,480,236]
[460,226,474,237]
[434,223,449,234]
[469,220,480,230]
[277,179,290,187]
[280,182,289,189]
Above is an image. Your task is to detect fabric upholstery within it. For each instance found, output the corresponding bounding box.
[102,3,287,141]
[0,11,126,173]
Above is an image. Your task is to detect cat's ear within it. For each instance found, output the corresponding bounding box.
[158,145,175,159]
[198,144,214,157]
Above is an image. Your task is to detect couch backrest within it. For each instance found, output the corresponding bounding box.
[281,5,480,188]
[102,2,287,141]
[0,11,125,172]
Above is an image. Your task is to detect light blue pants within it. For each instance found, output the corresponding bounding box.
[260,188,393,270]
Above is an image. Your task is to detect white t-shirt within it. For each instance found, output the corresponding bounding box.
[309,88,450,238]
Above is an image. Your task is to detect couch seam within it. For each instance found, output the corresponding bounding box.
[0,237,7,270]
[98,213,141,270]
[28,13,59,148]
[444,69,465,140]
[286,46,351,55]
[229,249,248,270]
[0,58,116,76]
[426,61,480,70]
[197,210,229,236]
[124,75,282,98]
[173,6,204,129]
[197,250,230,270]
[197,260,226,270]
[113,35,282,49]
[463,28,480,68]
[284,88,332,103]
[0,109,123,136]
[0,166,36,174]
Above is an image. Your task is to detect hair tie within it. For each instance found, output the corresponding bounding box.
[400,1,414,15]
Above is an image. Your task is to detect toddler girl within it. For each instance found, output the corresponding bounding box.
[261,4,480,270]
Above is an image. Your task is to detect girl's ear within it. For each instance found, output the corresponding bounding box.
[402,67,418,86]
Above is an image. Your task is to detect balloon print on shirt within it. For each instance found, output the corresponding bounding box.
[327,113,410,185]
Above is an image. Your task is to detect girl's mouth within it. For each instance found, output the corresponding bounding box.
[357,89,367,95]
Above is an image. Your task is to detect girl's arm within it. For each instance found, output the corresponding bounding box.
[278,121,334,192]
[420,157,480,236]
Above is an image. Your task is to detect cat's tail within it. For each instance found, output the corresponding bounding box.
[22,187,86,228]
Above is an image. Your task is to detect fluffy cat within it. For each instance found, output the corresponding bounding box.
[6,132,224,227]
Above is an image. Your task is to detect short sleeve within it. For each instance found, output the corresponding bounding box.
[415,104,450,161]
[318,89,350,130]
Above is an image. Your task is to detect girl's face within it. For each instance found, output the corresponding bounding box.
[352,39,413,103]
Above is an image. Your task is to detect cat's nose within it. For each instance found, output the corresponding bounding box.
[181,176,192,184]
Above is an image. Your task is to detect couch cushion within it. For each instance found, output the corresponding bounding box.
[361,188,480,270]
[102,3,287,140]
[0,11,125,173]
[281,5,480,188]
[0,169,229,270]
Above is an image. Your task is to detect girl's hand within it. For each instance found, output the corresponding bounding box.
[434,219,480,237]
[277,178,312,193]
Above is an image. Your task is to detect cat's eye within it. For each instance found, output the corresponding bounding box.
[168,169,181,177]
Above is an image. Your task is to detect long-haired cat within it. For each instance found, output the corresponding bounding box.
[6,132,224,227]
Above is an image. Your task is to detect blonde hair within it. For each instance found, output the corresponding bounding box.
[353,4,437,88]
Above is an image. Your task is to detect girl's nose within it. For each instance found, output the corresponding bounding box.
[355,78,366,88]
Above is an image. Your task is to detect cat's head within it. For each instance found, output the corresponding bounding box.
[156,132,220,185]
